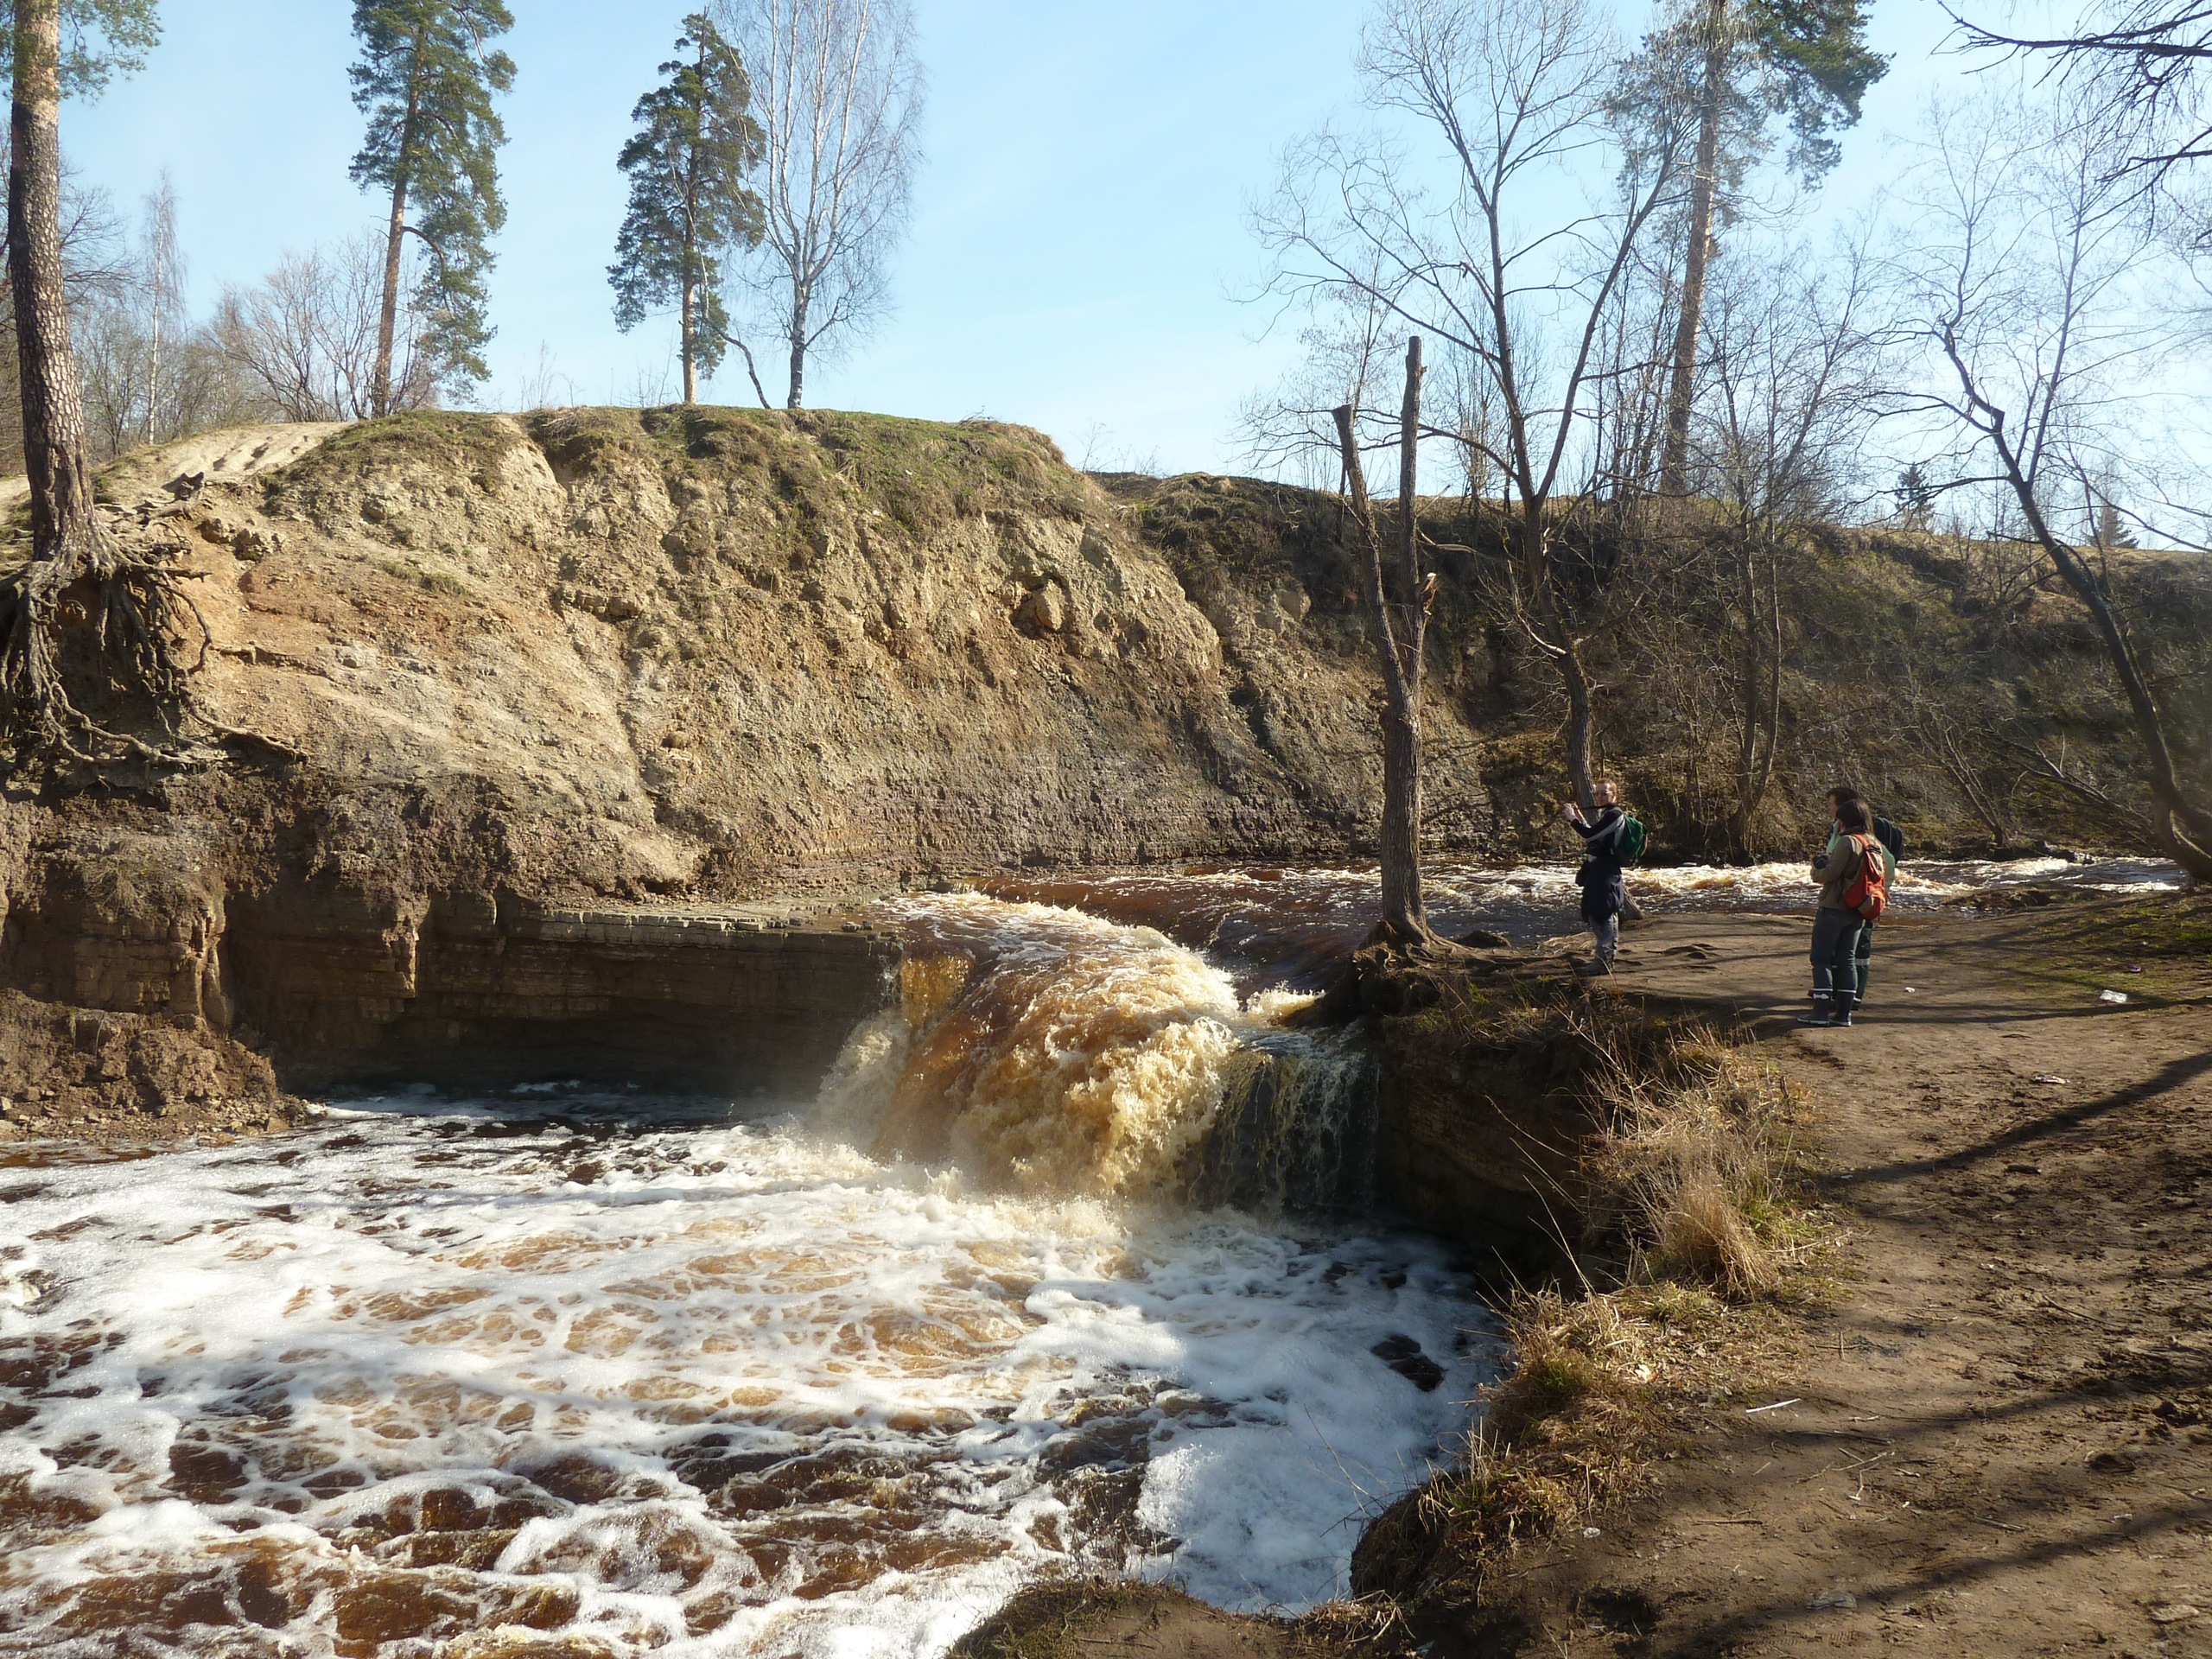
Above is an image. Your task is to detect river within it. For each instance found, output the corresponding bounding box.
[0,855,2182,1657]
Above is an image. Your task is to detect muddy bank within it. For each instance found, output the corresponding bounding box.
[1299,893,2212,1658]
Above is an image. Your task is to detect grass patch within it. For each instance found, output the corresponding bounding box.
[1352,981,1836,1634]
[291,410,524,484]
[1995,890,2212,1004]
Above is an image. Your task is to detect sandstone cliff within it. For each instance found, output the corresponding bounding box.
[0,408,1499,1114]
[1,407,2203,1119]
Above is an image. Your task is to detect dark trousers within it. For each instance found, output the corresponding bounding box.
[1855,920,1875,997]
[1811,907,1864,1001]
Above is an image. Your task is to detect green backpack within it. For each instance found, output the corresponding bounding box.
[1618,815,1648,862]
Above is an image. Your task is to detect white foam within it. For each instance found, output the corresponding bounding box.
[0,1103,1487,1656]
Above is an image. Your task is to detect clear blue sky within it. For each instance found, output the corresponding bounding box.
[64,0,1977,474]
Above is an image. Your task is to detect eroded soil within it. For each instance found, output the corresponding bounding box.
[1516,899,2212,1656]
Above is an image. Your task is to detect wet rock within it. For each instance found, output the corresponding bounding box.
[1370,1333,1446,1391]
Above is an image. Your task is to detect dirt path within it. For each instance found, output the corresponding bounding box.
[1526,905,2212,1656]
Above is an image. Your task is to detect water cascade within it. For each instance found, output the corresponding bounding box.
[0,894,1482,1659]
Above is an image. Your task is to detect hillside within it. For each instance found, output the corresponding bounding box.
[0,407,2205,1104]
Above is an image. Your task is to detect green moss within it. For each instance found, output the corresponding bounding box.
[300,410,524,480]
[530,404,1090,544]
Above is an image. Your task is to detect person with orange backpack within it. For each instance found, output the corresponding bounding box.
[1801,796,1890,1027]
[1830,786,1904,1005]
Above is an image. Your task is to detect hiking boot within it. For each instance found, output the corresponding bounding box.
[1573,957,1612,977]
[1796,995,1833,1027]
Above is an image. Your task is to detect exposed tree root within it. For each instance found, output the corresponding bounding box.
[0,520,215,775]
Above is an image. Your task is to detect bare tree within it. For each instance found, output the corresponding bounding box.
[711,0,922,409]
[1692,236,1882,855]
[138,169,178,444]
[1255,0,1696,810]
[1890,85,2212,877]
[210,235,434,423]
[1238,262,1397,489]
[74,174,270,461]
[1948,3,2211,205]
[1333,337,1440,948]
[0,143,131,472]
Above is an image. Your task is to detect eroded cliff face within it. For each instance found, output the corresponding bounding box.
[0,408,1502,1112]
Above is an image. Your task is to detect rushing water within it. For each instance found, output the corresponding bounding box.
[993,854,2186,987]
[3,856,2183,1656]
[0,895,1485,1659]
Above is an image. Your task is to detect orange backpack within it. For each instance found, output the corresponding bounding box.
[1840,833,1888,921]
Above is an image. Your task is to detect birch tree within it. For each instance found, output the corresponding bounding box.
[711,0,922,409]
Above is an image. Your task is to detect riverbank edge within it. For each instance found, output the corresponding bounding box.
[952,957,1841,1659]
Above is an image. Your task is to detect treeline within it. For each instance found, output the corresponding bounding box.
[1240,0,2212,881]
[0,169,442,474]
[0,0,925,476]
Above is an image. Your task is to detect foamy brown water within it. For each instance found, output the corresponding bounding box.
[0,897,1485,1658]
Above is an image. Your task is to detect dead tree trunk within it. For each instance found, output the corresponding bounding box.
[0,0,205,768]
[1333,336,1438,949]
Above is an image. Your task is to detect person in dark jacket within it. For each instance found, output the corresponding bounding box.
[1829,787,1905,1006]
[1802,797,1880,1027]
[1563,781,1629,976]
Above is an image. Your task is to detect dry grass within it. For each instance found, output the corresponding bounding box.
[1349,1007,1839,1634]
[1584,1025,1823,1300]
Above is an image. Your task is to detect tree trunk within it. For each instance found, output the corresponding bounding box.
[1728,536,1779,857]
[1381,336,1428,942]
[1999,454,2212,880]
[1,0,206,766]
[1332,338,1437,949]
[1561,637,1598,813]
[786,285,808,410]
[146,302,161,445]
[10,0,95,561]
[680,274,698,406]
[1658,3,1730,498]
[371,60,424,422]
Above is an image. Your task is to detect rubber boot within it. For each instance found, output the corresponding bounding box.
[1796,994,1833,1027]
[1832,990,1855,1028]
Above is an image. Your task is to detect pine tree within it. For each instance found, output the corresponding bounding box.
[348,0,515,417]
[1654,0,1887,496]
[609,12,765,407]
[0,0,209,771]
